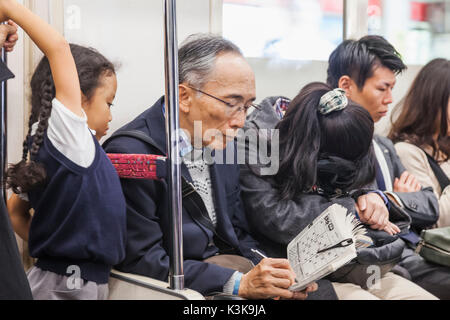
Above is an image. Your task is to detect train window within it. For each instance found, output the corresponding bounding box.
[223,0,344,61]
[368,0,450,65]
[61,0,212,137]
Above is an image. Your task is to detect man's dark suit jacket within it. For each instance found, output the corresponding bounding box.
[372,135,439,230]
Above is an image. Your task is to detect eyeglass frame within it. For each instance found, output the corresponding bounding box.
[185,85,260,115]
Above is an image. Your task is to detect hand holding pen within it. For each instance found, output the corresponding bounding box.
[251,248,268,260]
[249,248,317,299]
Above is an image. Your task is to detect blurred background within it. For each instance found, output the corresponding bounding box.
[7,0,450,168]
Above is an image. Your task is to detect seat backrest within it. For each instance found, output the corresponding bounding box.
[107,153,166,180]
[105,131,203,300]
[108,269,204,300]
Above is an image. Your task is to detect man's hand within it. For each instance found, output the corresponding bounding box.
[0,20,18,52]
[356,193,390,230]
[394,171,421,193]
[290,283,318,300]
[238,258,317,300]
[356,193,400,235]
[383,221,401,236]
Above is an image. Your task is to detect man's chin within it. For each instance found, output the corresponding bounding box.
[373,112,387,123]
[205,136,235,150]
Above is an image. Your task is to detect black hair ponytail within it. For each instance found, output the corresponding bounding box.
[275,82,326,200]
[275,82,375,200]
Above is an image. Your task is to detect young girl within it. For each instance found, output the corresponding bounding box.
[8,43,118,241]
[2,0,126,300]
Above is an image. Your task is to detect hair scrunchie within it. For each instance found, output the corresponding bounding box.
[318,88,348,115]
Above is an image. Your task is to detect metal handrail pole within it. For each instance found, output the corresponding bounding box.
[163,0,184,290]
[343,0,369,40]
[1,47,7,202]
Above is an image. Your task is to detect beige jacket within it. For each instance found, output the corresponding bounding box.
[395,142,450,227]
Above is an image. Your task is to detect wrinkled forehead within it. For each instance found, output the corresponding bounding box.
[204,53,256,98]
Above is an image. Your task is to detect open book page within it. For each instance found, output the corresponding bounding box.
[287,204,369,291]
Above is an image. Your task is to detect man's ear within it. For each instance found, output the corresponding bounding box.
[179,84,191,114]
[337,75,354,97]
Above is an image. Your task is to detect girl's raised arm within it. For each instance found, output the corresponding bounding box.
[0,0,82,116]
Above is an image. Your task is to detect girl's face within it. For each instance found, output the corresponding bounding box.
[82,73,117,140]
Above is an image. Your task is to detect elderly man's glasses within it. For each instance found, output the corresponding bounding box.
[187,86,260,116]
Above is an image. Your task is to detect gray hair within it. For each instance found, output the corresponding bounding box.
[179,34,243,89]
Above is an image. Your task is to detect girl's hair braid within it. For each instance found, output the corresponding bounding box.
[6,43,116,194]
[30,80,54,157]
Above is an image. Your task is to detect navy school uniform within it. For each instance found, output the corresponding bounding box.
[27,133,126,284]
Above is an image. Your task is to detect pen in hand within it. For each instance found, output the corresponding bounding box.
[251,248,281,299]
[251,248,299,285]
[251,248,267,259]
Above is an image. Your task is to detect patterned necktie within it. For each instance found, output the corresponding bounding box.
[375,160,386,191]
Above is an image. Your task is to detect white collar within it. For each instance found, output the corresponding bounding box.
[373,139,393,192]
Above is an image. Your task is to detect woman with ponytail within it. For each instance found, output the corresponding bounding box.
[1,0,125,300]
[275,82,377,201]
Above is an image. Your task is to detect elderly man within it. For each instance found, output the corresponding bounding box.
[104,34,317,299]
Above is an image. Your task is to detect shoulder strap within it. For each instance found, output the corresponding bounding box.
[182,180,237,254]
[104,130,237,254]
[103,130,162,153]
[424,152,450,191]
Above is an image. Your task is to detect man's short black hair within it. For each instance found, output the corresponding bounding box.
[327,35,407,89]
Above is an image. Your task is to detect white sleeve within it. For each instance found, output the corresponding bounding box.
[46,98,96,168]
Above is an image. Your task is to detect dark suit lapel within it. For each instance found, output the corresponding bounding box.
[372,137,394,186]
[376,141,396,181]
[209,163,239,248]
[143,97,168,155]
[143,97,193,183]
[146,103,236,246]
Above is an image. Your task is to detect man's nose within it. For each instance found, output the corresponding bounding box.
[383,89,393,105]
[230,110,246,128]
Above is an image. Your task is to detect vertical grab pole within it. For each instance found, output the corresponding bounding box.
[0,46,7,202]
[163,0,184,290]
[343,0,369,40]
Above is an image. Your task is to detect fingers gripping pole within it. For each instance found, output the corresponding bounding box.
[163,0,184,290]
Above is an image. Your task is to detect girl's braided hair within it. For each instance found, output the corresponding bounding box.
[6,44,115,194]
